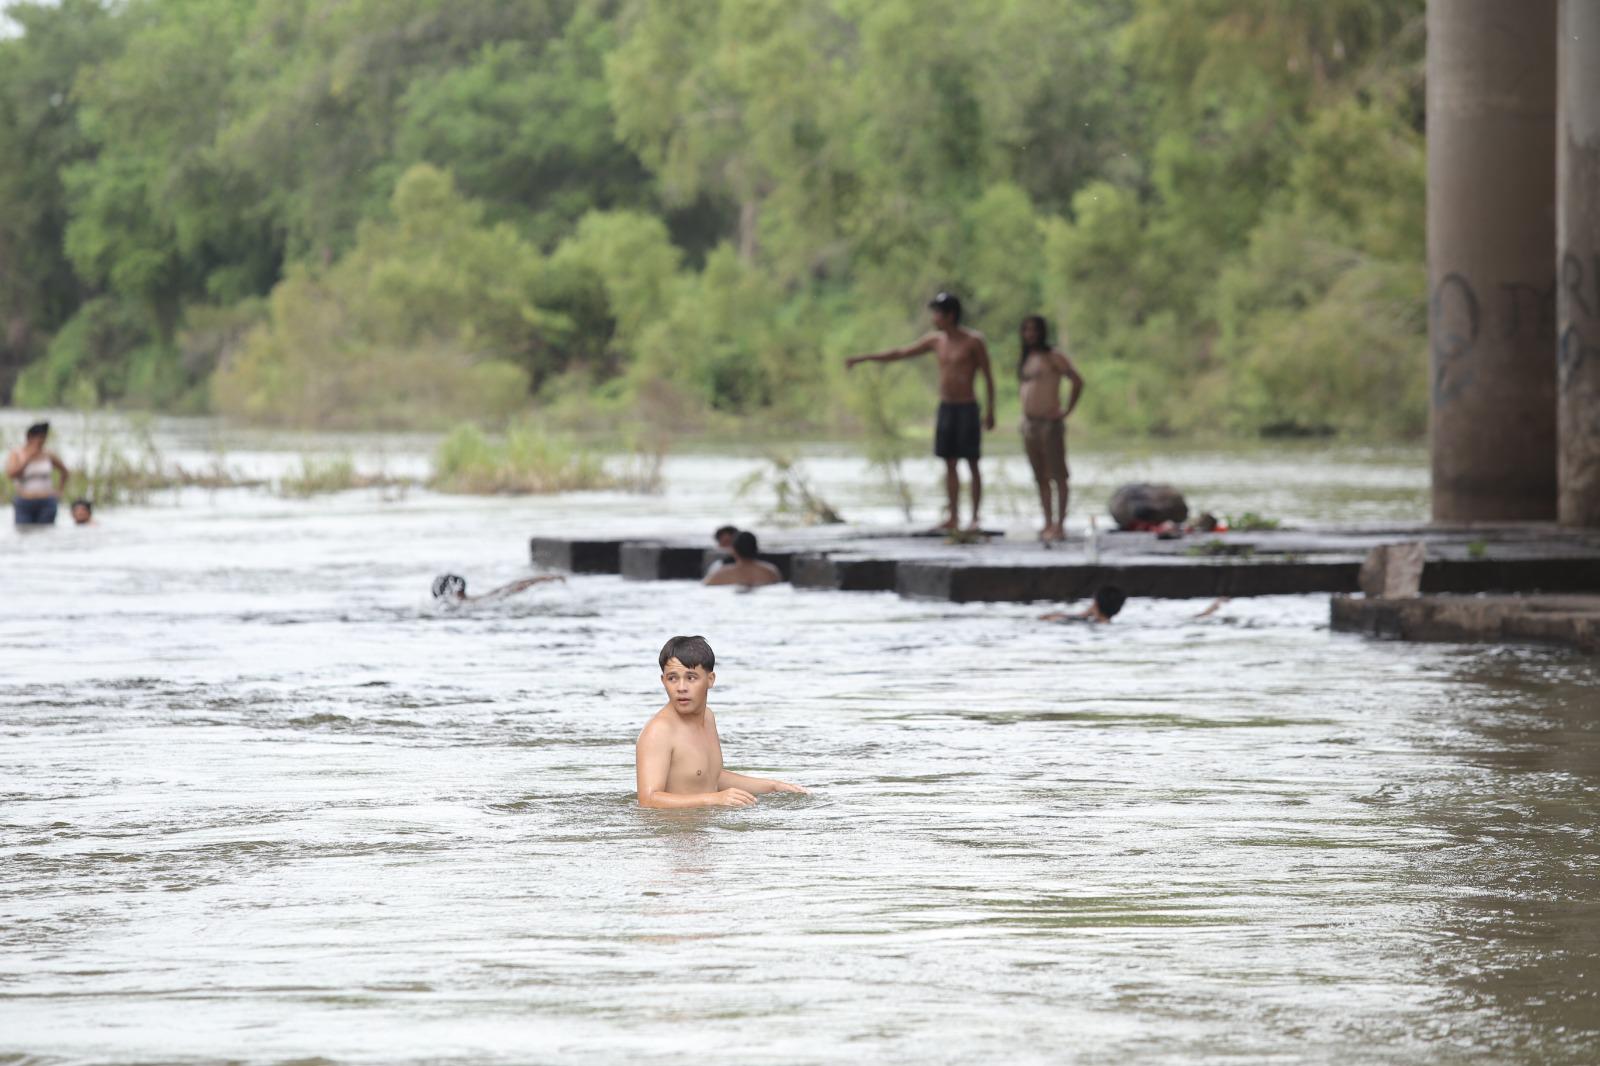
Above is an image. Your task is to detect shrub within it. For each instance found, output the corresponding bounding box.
[430,421,611,494]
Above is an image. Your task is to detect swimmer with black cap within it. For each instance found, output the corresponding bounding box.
[431,572,564,603]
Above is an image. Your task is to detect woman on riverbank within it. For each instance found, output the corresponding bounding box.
[1017,315,1083,541]
[6,421,70,526]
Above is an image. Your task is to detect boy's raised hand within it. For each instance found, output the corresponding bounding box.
[712,788,758,807]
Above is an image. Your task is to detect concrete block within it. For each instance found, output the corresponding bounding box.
[530,537,621,574]
[1359,542,1427,598]
[620,542,707,581]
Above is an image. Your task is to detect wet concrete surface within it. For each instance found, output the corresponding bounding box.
[532,524,1600,602]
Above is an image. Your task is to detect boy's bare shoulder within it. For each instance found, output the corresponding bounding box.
[637,707,675,744]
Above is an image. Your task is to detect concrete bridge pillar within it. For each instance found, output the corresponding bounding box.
[1428,0,1558,522]
[1559,1,1600,526]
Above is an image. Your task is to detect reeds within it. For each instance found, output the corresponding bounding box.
[429,422,613,495]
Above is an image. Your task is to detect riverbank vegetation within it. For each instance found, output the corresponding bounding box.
[0,0,1425,439]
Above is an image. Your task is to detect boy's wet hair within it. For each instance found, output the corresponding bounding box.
[659,634,715,672]
[714,524,738,542]
[70,499,92,514]
[1094,585,1127,619]
[732,530,758,559]
[432,573,467,599]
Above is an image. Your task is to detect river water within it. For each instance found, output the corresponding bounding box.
[3,418,1597,1064]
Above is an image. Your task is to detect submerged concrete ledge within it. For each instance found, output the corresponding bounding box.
[895,559,1361,602]
[530,536,622,574]
[531,524,1600,603]
[1332,594,1600,654]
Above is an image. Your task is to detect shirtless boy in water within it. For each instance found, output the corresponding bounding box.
[703,531,782,587]
[847,292,996,531]
[636,635,806,808]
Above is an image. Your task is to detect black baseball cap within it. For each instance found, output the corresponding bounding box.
[928,291,960,314]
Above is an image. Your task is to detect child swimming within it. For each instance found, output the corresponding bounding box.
[431,572,564,603]
[635,635,806,808]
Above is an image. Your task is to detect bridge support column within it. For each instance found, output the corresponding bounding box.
[1428,0,1558,522]
[1559,1,1600,525]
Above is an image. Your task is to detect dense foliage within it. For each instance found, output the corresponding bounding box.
[0,0,1426,437]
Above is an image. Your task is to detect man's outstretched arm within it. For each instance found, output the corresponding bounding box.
[719,769,806,794]
[636,725,755,808]
[846,334,937,369]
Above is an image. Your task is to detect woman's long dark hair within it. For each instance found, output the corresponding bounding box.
[1018,315,1049,379]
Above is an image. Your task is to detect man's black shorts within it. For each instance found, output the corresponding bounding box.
[934,401,982,460]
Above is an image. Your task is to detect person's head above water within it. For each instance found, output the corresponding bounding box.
[431,573,467,600]
[25,421,49,442]
[714,525,739,550]
[70,499,92,524]
[732,530,759,561]
[659,633,714,672]
[659,635,716,715]
[1093,585,1127,621]
[928,291,962,329]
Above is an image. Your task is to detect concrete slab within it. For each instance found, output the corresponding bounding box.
[530,523,1600,602]
[530,537,622,574]
[791,552,903,592]
[1331,594,1600,654]
[620,542,707,581]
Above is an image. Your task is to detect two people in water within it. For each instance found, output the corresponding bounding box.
[7,422,71,526]
[704,529,781,587]
[847,293,1084,540]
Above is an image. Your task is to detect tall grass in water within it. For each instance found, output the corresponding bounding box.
[430,422,612,494]
[1,411,258,508]
[855,372,915,523]
[277,456,358,498]
[276,455,414,498]
[737,453,844,525]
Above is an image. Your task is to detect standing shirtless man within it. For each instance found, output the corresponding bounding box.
[846,292,996,531]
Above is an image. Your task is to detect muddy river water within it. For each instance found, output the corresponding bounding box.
[2,418,1597,1064]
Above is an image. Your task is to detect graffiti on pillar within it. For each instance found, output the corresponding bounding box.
[1498,281,1557,342]
[1558,251,1600,393]
[1432,271,1562,404]
[1430,272,1478,404]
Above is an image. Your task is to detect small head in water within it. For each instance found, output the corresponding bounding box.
[70,499,93,525]
[1092,585,1127,622]
[732,530,758,561]
[714,525,739,550]
[431,573,467,601]
[928,290,962,329]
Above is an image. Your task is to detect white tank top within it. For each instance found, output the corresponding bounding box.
[15,454,54,494]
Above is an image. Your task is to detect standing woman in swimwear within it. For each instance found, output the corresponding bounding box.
[6,421,70,526]
[1017,315,1084,541]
